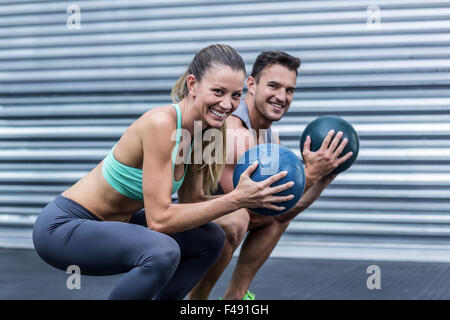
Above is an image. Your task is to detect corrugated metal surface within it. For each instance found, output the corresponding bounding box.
[1,0,450,261]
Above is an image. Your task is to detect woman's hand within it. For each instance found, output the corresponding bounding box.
[232,161,295,212]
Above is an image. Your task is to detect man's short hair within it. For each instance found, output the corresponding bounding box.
[250,51,301,83]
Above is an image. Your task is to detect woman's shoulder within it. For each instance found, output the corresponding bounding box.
[139,104,177,133]
[133,104,179,155]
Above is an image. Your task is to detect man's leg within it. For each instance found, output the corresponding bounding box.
[188,208,250,300]
[222,216,290,300]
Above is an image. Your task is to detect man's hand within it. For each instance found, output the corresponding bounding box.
[302,130,353,185]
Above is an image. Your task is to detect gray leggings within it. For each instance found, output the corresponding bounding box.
[32,195,225,300]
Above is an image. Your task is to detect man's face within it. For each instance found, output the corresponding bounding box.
[249,63,297,122]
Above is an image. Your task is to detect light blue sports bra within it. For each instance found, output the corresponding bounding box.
[102,104,191,201]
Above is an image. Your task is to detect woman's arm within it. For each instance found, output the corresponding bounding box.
[178,169,224,203]
[140,110,293,234]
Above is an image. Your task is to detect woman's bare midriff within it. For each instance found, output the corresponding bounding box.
[61,160,145,223]
[60,106,184,223]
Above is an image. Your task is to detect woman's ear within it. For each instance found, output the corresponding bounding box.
[186,74,199,97]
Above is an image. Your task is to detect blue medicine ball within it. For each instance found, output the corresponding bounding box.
[232,143,306,216]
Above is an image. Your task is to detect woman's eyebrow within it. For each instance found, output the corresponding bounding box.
[211,84,227,90]
[212,84,243,92]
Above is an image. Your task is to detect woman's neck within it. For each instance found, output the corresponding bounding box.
[178,97,207,138]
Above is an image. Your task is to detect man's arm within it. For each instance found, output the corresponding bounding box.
[274,174,336,223]
[272,133,336,223]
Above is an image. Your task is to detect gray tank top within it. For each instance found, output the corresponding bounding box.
[232,100,274,143]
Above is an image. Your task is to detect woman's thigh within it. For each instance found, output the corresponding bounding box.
[34,204,179,276]
[129,209,225,257]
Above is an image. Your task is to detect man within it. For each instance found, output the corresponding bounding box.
[188,51,353,300]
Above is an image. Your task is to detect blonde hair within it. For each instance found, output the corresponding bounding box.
[187,125,228,195]
[171,44,245,195]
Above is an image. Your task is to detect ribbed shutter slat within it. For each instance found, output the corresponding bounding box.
[1,0,450,262]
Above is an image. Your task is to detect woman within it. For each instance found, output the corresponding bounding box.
[32,44,295,300]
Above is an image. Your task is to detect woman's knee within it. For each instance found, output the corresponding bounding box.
[140,235,181,272]
[197,222,226,253]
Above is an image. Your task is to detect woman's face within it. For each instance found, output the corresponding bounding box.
[189,64,245,128]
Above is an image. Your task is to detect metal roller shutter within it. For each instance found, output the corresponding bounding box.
[1,0,450,261]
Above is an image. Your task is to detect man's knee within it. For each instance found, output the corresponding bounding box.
[277,219,290,232]
[266,218,290,238]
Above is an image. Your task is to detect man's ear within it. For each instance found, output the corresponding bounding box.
[186,74,199,97]
[246,76,256,95]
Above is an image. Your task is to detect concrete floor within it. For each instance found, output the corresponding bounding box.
[2,248,450,300]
